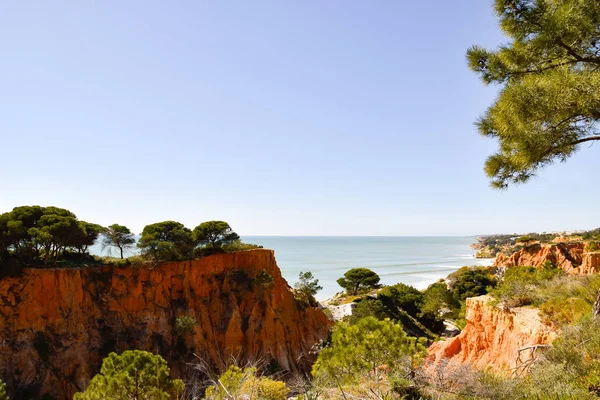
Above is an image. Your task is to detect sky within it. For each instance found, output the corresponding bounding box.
[1,1,598,236]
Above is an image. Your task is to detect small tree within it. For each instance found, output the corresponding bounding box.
[138,221,194,261]
[102,224,136,259]
[294,271,323,305]
[73,350,184,400]
[312,317,426,397]
[337,268,381,295]
[193,221,240,251]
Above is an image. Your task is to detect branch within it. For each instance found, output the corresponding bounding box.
[557,39,600,65]
[567,135,600,146]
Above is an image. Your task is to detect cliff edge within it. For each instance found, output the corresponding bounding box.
[427,295,557,373]
[0,249,332,399]
[494,242,600,275]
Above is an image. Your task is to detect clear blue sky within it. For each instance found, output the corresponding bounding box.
[1,1,598,236]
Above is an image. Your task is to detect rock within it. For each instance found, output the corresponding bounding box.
[426,295,558,373]
[494,242,600,275]
[0,249,332,399]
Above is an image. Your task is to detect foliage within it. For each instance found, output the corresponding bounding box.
[490,265,563,308]
[137,221,194,262]
[193,221,239,251]
[467,0,600,188]
[345,298,391,325]
[101,224,136,259]
[379,282,424,317]
[204,365,290,400]
[73,350,184,400]
[585,241,600,252]
[447,266,496,301]
[175,315,196,336]
[0,205,102,266]
[0,378,7,400]
[255,270,274,287]
[221,240,263,253]
[313,317,426,398]
[336,268,381,295]
[516,235,535,244]
[294,271,323,306]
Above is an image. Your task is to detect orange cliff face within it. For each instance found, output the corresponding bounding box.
[494,242,600,275]
[0,249,332,400]
[427,295,557,373]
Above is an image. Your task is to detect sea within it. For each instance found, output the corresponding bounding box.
[91,236,494,300]
[243,236,493,300]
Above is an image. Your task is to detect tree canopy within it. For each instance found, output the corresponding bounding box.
[294,271,323,306]
[137,221,194,261]
[0,205,102,265]
[102,224,136,259]
[337,268,381,295]
[312,317,426,391]
[193,220,240,250]
[73,350,184,400]
[468,0,600,188]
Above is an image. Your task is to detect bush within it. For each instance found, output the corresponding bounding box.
[490,265,563,307]
[255,270,274,288]
[585,241,600,252]
[74,350,184,400]
[0,378,7,400]
[447,266,496,301]
[313,317,427,399]
[379,283,424,317]
[204,365,290,400]
[175,315,196,336]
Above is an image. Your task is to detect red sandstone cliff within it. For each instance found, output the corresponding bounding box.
[494,242,600,275]
[0,249,332,399]
[427,295,557,373]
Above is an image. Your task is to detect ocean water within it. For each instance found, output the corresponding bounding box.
[243,236,493,300]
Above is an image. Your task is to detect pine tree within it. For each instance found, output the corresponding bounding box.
[468,0,600,188]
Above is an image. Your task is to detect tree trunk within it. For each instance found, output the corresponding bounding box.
[119,246,124,259]
[593,288,600,318]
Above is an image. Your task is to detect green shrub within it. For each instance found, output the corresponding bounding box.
[585,241,600,252]
[255,270,274,287]
[447,266,496,301]
[74,350,184,400]
[491,265,563,307]
[0,378,7,400]
[175,315,196,336]
[379,283,424,317]
[313,317,426,384]
[204,365,290,400]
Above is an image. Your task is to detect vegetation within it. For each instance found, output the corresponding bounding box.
[137,221,194,262]
[101,224,136,259]
[0,378,7,400]
[0,205,103,266]
[193,221,240,254]
[294,271,323,306]
[336,268,381,295]
[447,266,496,301]
[73,350,184,400]
[313,317,427,399]
[174,315,196,336]
[468,0,600,189]
[204,365,290,400]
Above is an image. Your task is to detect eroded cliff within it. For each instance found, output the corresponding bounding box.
[494,242,600,275]
[0,249,332,399]
[427,295,557,373]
